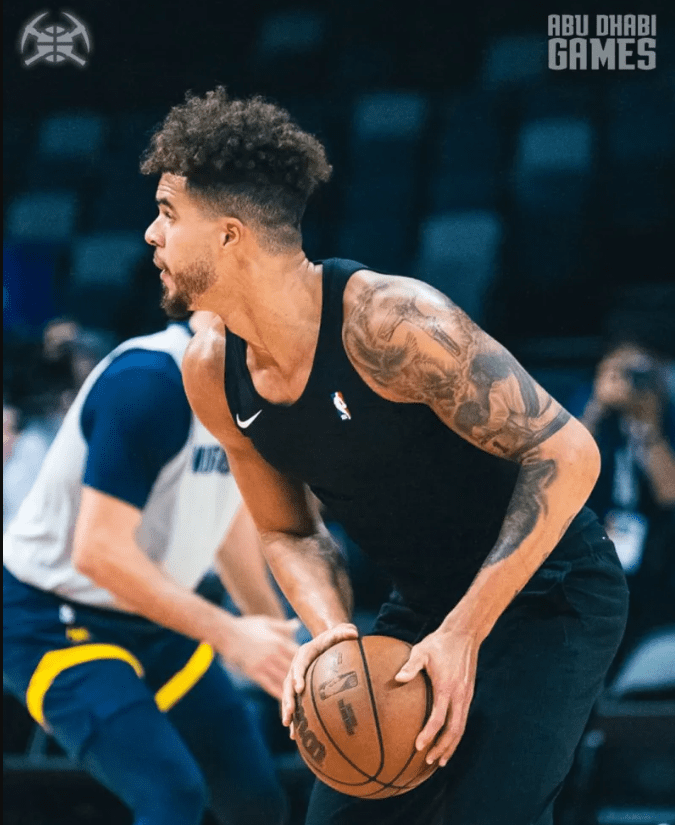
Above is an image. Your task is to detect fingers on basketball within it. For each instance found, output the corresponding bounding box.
[293,635,440,799]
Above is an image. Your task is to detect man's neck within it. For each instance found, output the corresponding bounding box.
[210,252,324,380]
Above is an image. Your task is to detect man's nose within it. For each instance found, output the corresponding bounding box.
[145,218,161,246]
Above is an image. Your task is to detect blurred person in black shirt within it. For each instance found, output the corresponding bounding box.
[580,337,675,639]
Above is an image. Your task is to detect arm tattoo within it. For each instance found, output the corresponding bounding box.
[344,280,573,562]
[263,530,354,619]
[344,281,570,458]
[313,532,354,617]
[481,453,557,567]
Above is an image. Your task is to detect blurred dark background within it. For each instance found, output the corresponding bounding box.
[4,0,675,823]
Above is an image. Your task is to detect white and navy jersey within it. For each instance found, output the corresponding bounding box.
[3,323,240,608]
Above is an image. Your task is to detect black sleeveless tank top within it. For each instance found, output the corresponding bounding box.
[225,258,593,609]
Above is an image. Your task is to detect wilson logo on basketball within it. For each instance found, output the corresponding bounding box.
[294,701,327,764]
[318,670,359,700]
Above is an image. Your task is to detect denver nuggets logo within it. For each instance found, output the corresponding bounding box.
[19,11,92,68]
[331,391,352,421]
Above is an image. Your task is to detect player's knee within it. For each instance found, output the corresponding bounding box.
[175,768,207,823]
[134,760,207,824]
[81,712,208,825]
[151,755,208,824]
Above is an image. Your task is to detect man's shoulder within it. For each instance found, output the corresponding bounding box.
[181,317,235,437]
[89,349,185,415]
[83,348,190,432]
[103,347,181,381]
[183,316,226,390]
[342,270,458,335]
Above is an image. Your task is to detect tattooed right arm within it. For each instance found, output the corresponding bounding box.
[342,272,601,640]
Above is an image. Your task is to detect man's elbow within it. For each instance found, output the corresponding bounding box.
[72,535,113,582]
[566,420,602,495]
[71,544,99,579]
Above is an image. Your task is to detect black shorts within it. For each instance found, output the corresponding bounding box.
[306,518,629,825]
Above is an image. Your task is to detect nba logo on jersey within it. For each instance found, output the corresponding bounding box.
[331,391,352,421]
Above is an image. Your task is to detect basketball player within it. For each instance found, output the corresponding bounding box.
[141,88,629,825]
[3,311,297,825]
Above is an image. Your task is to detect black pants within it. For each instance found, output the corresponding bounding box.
[305,520,629,825]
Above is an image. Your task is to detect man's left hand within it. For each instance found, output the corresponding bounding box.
[395,627,480,767]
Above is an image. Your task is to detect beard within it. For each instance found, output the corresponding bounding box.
[160,258,216,320]
[160,282,191,319]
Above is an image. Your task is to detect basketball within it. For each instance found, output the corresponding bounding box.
[293,635,439,798]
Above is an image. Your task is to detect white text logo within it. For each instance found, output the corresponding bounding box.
[548,15,656,70]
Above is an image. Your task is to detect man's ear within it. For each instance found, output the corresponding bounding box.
[221,219,244,248]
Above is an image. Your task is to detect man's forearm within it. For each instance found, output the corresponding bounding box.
[445,422,600,642]
[260,526,353,637]
[76,536,238,651]
[215,505,287,619]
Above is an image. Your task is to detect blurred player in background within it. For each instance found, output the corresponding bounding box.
[140,88,629,825]
[3,310,297,825]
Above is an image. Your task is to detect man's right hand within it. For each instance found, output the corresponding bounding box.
[219,616,301,700]
[281,622,359,731]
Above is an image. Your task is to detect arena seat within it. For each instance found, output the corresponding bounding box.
[26,113,107,191]
[415,210,502,323]
[480,34,547,89]
[6,191,79,243]
[570,626,675,824]
[250,8,328,93]
[253,9,326,63]
[70,232,146,287]
[511,117,594,291]
[513,117,594,214]
[345,92,428,221]
[36,112,106,162]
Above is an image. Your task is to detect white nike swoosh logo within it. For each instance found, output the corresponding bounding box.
[236,410,263,429]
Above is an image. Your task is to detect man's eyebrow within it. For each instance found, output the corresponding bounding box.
[156,197,177,211]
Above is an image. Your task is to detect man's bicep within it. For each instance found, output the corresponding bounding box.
[428,329,571,461]
[74,485,142,560]
[344,276,571,462]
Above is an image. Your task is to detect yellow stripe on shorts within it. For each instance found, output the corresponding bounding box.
[26,644,144,727]
[154,642,214,713]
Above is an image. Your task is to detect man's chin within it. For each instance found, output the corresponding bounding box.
[160,289,192,320]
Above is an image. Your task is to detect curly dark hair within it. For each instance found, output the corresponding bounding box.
[141,87,332,250]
